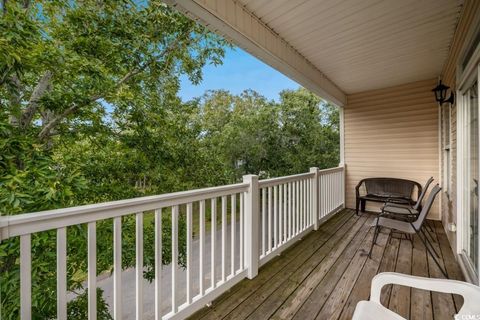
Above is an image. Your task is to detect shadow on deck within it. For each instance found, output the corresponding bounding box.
[189,209,464,320]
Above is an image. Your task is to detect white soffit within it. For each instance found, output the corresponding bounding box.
[239,0,464,94]
[167,0,347,106]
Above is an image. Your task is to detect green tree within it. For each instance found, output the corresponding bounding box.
[0,0,227,318]
[194,88,339,180]
[0,1,339,318]
[277,88,340,174]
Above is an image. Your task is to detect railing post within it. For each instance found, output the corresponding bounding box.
[310,167,319,230]
[243,174,259,279]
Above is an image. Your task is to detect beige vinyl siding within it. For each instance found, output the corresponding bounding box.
[344,79,440,219]
[439,0,480,250]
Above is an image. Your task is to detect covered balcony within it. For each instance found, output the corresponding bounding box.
[189,209,463,320]
[2,0,480,319]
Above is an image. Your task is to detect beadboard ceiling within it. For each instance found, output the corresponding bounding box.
[237,0,463,94]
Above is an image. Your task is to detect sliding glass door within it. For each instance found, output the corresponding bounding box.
[465,80,479,275]
[458,59,480,283]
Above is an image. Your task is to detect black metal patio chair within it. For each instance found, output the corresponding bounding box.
[368,184,446,277]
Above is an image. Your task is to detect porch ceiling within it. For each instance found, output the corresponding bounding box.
[238,0,464,94]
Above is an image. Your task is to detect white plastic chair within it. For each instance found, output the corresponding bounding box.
[352,272,480,320]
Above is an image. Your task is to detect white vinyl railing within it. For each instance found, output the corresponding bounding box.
[318,166,345,220]
[258,172,314,265]
[0,166,345,320]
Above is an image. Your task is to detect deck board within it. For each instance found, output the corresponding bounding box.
[189,209,463,320]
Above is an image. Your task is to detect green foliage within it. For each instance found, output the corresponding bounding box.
[0,1,338,318]
[1,0,225,318]
[67,288,113,320]
[195,88,339,181]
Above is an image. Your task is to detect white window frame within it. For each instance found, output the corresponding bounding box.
[456,41,480,285]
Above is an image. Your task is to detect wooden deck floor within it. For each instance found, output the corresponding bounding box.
[189,209,464,320]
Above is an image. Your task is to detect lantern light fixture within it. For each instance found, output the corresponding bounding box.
[432,80,455,105]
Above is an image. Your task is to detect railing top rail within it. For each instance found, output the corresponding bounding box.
[318,166,344,175]
[0,182,248,240]
[259,172,315,188]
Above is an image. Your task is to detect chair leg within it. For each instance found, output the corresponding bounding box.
[424,225,437,243]
[423,220,437,243]
[420,228,440,258]
[418,230,448,278]
[368,222,380,258]
[361,199,366,213]
[426,220,435,233]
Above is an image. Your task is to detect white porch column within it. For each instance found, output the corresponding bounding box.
[243,174,259,279]
[310,167,319,230]
[339,106,345,166]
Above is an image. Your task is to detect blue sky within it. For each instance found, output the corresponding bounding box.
[179,47,300,102]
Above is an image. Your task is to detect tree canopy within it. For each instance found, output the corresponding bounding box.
[0,0,339,318]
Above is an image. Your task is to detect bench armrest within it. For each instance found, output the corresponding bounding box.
[355,179,366,197]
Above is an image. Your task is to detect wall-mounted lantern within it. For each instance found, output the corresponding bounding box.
[432,80,455,105]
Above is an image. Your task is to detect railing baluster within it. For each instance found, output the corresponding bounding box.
[155,209,162,320]
[332,173,336,208]
[221,196,227,282]
[211,198,217,289]
[307,179,310,227]
[298,180,301,233]
[319,174,323,218]
[136,213,143,319]
[322,174,326,216]
[239,193,244,271]
[274,185,278,248]
[309,179,312,226]
[262,188,266,256]
[283,184,287,243]
[288,182,292,239]
[309,176,317,230]
[334,174,337,209]
[186,203,193,304]
[231,194,236,276]
[268,186,272,252]
[301,179,305,230]
[172,206,178,313]
[306,179,310,227]
[336,172,339,207]
[327,175,330,212]
[113,217,122,320]
[57,227,67,320]
[295,181,299,234]
[308,179,311,227]
[20,234,31,320]
[339,171,342,207]
[199,201,205,295]
[331,174,334,211]
[88,222,96,320]
[305,179,308,230]
[306,179,309,227]
[278,185,283,245]
[318,175,321,218]
[330,174,333,212]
